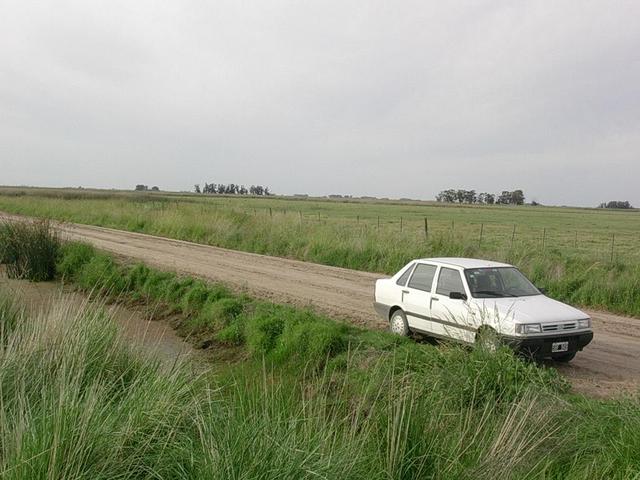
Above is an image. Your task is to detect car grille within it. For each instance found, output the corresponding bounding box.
[542,322,577,332]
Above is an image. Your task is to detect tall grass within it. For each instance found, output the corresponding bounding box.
[0,220,59,281]
[0,292,202,479]
[1,286,639,478]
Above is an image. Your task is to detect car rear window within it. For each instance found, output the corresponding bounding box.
[395,263,415,286]
[407,264,437,292]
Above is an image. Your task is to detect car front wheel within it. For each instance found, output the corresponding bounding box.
[476,327,501,352]
[390,310,409,336]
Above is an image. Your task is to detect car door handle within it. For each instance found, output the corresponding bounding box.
[402,290,410,294]
[431,297,439,302]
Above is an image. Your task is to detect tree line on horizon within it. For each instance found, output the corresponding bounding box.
[135,185,160,192]
[597,200,633,209]
[435,189,526,205]
[194,183,272,196]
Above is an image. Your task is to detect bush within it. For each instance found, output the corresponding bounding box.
[273,314,349,366]
[75,254,126,294]
[0,220,59,281]
[56,242,96,280]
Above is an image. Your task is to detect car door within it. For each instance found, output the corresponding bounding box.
[429,267,474,343]
[402,263,438,334]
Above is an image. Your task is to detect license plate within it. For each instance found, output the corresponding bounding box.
[551,341,569,353]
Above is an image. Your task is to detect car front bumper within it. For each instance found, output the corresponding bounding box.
[503,331,594,358]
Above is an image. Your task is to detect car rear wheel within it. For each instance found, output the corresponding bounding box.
[553,352,576,363]
[390,310,409,336]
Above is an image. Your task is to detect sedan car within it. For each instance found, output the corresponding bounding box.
[373,257,593,361]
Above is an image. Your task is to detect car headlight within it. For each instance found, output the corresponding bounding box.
[578,318,591,329]
[516,323,542,334]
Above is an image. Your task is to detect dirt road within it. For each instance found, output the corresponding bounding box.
[3,214,639,396]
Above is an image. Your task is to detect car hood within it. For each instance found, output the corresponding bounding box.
[471,295,588,324]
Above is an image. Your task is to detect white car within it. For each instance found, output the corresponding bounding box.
[374,257,593,362]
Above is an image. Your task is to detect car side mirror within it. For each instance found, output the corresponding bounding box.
[537,287,546,294]
[449,291,467,300]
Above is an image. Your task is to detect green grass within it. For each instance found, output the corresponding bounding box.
[0,219,59,281]
[2,188,640,316]
[1,245,640,478]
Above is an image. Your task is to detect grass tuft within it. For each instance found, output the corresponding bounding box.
[0,220,59,281]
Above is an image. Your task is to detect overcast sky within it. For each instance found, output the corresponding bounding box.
[1,1,639,206]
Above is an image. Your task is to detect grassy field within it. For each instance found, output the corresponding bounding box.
[1,232,640,478]
[1,187,640,315]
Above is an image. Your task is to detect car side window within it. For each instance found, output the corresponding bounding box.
[407,264,437,292]
[395,263,415,286]
[436,268,465,296]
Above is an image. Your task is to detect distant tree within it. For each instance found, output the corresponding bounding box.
[464,190,477,204]
[194,184,201,193]
[135,184,148,191]
[496,191,512,205]
[510,189,525,205]
[477,192,495,205]
[436,189,457,203]
[151,186,159,191]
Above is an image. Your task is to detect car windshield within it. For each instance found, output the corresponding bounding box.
[464,267,540,298]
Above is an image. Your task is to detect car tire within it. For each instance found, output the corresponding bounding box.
[554,352,576,363]
[390,310,409,336]
[476,327,501,352]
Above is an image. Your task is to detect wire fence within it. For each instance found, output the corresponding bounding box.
[218,205,636,264]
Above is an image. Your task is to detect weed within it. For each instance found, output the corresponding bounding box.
[0,220,59,281]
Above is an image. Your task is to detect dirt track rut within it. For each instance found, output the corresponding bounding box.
[3,214,638,396]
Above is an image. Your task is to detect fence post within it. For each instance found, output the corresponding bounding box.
[400,217,403,232]
[357,215,359,224]
[318,212,321,222]
[510,224,516,249]
[451,220,454,235]
[574,231,578,248]
[542,228,546,251]
[610,233,615,262]
[299,211,303,223]
[269,207,272,218]
[424,217,428,240]
[479,223,484,247]
[377,216,380,229]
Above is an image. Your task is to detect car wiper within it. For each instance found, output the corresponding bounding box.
[474,290,517,297]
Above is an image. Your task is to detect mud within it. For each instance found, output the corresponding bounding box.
[0,270,193,364]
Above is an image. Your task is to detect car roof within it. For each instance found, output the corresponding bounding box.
[415,257,514,269]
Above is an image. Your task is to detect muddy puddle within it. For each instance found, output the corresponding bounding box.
[0,271,196,365]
